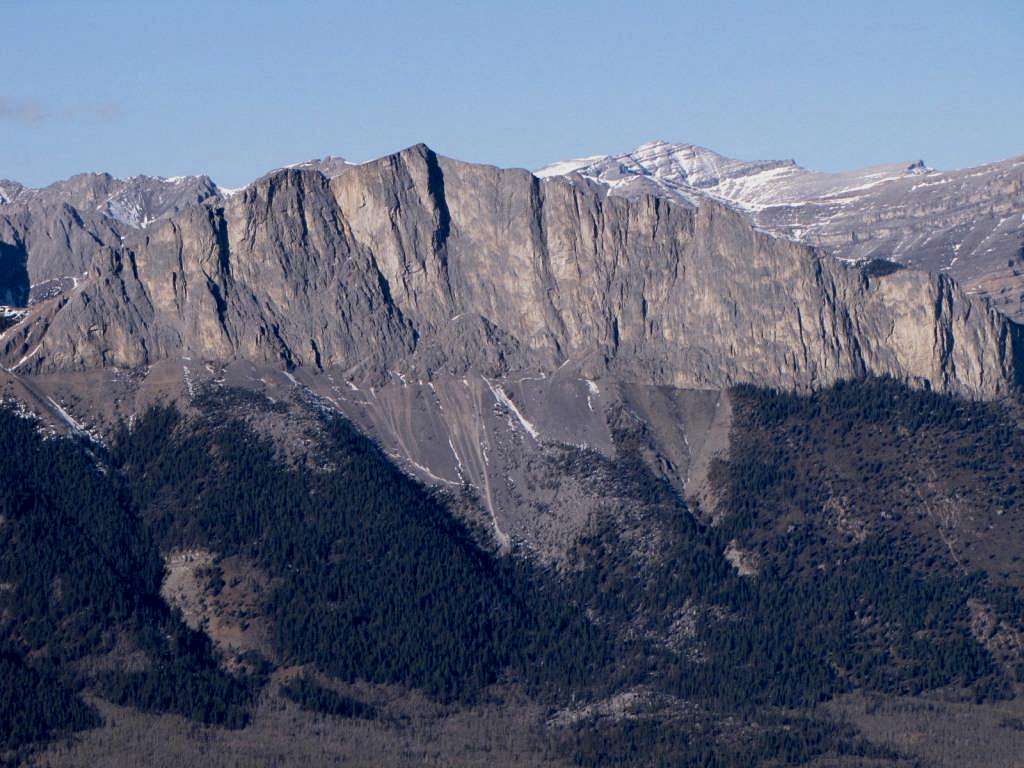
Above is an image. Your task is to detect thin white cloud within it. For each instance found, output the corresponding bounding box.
[0,97,46,124]
[0,97,121,125]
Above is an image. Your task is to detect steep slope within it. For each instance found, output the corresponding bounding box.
[539,140,1024,318]
[2,144,1020,399]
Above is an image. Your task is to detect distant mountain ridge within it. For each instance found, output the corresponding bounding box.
[0,171,219,228]
[536,140,928,208]
[0,156,351,231]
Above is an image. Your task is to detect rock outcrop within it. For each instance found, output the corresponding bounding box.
[2,145,1021,399]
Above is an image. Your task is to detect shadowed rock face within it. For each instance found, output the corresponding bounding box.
[0,202,122,304]
[1,144,1021,399]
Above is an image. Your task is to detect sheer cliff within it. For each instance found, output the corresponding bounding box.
[1,144,1021,399]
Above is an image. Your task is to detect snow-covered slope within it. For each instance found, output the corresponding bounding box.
[537,139,926,211]
[0,180,26,206]
[99,174,221,227]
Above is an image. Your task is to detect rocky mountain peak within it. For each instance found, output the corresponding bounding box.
[281,154,352,178]
[0,179,26,205]
[0,170,220,228]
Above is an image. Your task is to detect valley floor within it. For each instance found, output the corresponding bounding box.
[28,686,1024,768]
[31,685,564,768]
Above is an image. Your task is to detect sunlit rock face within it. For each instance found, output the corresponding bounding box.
[1,144,1021,400]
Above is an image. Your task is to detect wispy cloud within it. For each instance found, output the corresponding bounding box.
[0,97,46,124]
[0,97,121,125]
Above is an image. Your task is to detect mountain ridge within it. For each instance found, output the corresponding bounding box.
[0,143,1020,400]
[5,137,1021,323]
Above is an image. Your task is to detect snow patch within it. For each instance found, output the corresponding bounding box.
[217,185,247,197]
[534,154,607,178]
[448,436,465,482]
[46,397,86,435]
[11,343,42,370]
[484,378,540,441]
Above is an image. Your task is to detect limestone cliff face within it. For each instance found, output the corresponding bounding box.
[3,145,1021,398]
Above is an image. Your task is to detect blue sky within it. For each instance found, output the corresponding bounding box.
[3,0,1022,187]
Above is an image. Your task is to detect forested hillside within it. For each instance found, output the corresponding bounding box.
[0,404,254,763]
[2,377,1023,766]
[110,390,608,703]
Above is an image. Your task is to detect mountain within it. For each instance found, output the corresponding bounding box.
[7,140,1022,321]
[538,140,1024,319]
[2,143,1024,767]
[1,171,220,228]
[2,144,1019,400]
[1,142,1021,562]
